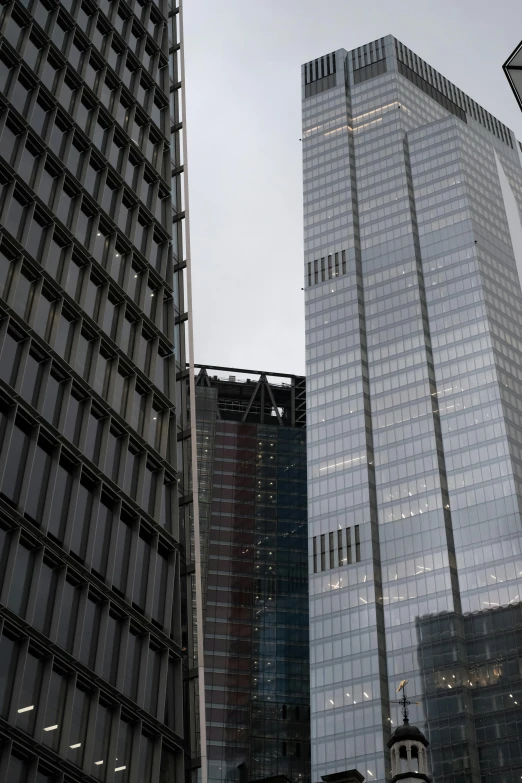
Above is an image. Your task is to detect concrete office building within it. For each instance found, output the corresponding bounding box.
[0,0,202,781]
[302,35,522,783]
[194,367,310,783]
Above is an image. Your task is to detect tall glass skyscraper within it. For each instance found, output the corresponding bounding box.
[0,0,201,781]
[194,366,310,783]
[302,35,522,783]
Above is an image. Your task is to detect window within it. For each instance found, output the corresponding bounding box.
[73,330,94,380]
[45,228,68,280]
[91,114,111,155]
[152,547,168,627]
[130,385,148,435]
[1,118,22,166]
[33,559,59,636]
[76,204,94,247]
[11,270,35,320]
[160,479,175,533]
[76,92,96,135]
[11,72,34,118]
[112,367,130,417]
[93,349,112,398]
[133,214,148,254]
[54,310,76,361]
[57,578,81,652]
[91,495,113,578]
[102,612,121,684]
[126,261,143,302]
[0,329,24,386]
[123,446,140,500]
[143,279,159,320]
[17,649,44,734]
[355,524,361,561]
[133,530,150,610]
[138,732,154,781]
[56,181,76,226]
[25,438,53,524]
[109,132,125,171]
[92,701,112,779]
[84,408,104,464]
[38,163,59,207]
[68,686,90,766]
[33,290,55,343]
[142,460,159,516]
[2,420,31,506]
[104,426,123,482]
[112,513,133,594]
[23,34,42,72]
[40,52,60,92]
[144,644,161,716]
[40,369,66,428]
[4,10,25,49]
[41,667,68,750]
[92,227,112,270]
[68,134,87,180]
[8,540,35,617]
[84,271,103,320]
[25,211,49,262]
[5,192,28,242]
[116,717,133,778]
[63,389,84,445]
[0,632,19,717]
[148,402,163,451]
[154,347,170,396]
[124,149,141,189]
[85,154,103,197]
[47,458,74,541]
[70,477,95,561]
[101,292,118,339]
[6,755,30,783]
[0,244,14,297]
[79,592,101,669]
[123,627,141,700]
[48,113,70,159]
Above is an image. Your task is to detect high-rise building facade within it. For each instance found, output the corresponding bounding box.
[302,35,522,783]
[194,367,310,783]
[0,0,201,781]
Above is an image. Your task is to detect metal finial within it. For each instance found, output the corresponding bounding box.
[394,679,411,725]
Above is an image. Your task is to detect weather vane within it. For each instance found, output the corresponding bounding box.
[391,679,419,725]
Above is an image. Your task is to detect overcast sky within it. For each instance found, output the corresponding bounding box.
[183,0,522,377]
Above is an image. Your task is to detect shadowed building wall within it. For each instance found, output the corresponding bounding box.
[195,367,310,783]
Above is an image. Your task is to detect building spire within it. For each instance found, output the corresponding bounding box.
[393,679,411,725]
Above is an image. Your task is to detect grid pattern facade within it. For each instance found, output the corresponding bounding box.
[0,0,197,781]
[195,371,310,783]
[302,35,522,783]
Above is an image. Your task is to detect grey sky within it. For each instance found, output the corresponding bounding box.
[183,0,522,376]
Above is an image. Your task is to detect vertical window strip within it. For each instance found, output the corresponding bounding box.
[314,259,318,284]
[327,255,332,279]
[313,536,317,573]
[320,257,325,282]
[329,531,334,569]
[342,250,346,275]
[355,524,361,562]
[346,527,352,564]
[320,534,325,572]
[307,262,312,287]
[334,252,339,277]
[337,528,343,567]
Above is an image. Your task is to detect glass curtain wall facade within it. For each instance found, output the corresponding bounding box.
[302,35,522,783]
[0,0,198,781]
[194,367,310,783]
